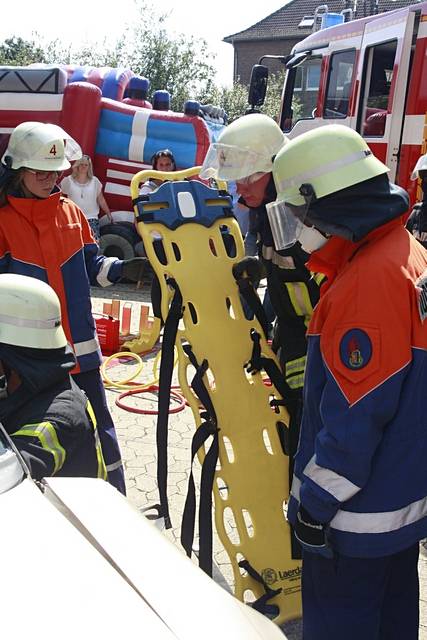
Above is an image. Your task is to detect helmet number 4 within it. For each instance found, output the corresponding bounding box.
[49,144,57,156]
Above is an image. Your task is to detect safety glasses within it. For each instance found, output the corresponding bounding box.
[25,169,59,181]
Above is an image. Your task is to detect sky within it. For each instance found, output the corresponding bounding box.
[1,0,288,86]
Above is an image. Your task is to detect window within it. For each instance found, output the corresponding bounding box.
[359,40,397,137]
[324,49,356,118]
[298,15,315,28]
[281,57,322,132]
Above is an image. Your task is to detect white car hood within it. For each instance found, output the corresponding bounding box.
[1,477,285,639]
[0,478,175,639]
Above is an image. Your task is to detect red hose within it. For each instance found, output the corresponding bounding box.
[116,384,186,415]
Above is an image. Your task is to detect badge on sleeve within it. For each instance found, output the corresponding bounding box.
[339,328,372,370]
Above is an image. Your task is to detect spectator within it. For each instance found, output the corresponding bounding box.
[271,124,426,639]
[0,273,106,481]
[60,154,112,242]
[140,149,177,195]
[0,121,146,495]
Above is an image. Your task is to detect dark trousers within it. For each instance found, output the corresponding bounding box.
[302,544,419,640]
[73,368,126,495]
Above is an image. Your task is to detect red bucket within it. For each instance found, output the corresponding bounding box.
[95,315,120,355]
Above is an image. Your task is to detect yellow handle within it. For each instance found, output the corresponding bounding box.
[130,166,203,202]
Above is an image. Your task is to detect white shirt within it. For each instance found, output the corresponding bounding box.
[60,176,102,220]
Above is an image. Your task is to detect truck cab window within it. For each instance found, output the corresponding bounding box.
[281,57,322,132]
[324,50,356,118]
[359,40,397,137]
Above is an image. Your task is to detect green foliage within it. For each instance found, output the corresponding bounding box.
[0,37,46,66]
[197,71,286,124]
[262,71,286,122]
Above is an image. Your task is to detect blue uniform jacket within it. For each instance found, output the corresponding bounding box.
[288,219,427,558]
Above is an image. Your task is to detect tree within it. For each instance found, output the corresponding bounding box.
[0,37,46,66]
[39,0,217,113]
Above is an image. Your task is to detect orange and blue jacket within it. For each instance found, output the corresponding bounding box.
[0,193,122,373]
[288,218,427,557]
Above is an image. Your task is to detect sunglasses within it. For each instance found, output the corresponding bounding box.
[26,169,59,180]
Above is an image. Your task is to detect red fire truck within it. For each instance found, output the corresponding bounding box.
[249,0,427,205]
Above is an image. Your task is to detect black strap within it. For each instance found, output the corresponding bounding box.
[246,329,293,403]
[155,278,183,529]
[180,344,219,577]
[233,273,270,341]
[238,559,282,617]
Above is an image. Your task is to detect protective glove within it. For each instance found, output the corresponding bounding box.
[121,258,147,282]
[232,256,266,288]
[294,506,333,559]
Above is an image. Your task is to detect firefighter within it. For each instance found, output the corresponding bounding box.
[270,124,427,639]
[0,122,146,494]
[406,152,427,248]
[0,273,106,481]
[201,114,323,505]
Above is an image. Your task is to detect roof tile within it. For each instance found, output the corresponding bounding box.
[224,0,419,41]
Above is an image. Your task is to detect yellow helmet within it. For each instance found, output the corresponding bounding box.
[266,125,389,250]
[0,274,66,349]
[200,113,287,181]
[273,124,389,205]
[2,121,82,171]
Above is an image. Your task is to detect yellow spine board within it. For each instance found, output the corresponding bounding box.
[134,177,301,625]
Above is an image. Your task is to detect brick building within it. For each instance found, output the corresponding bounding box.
[224,0,419,84]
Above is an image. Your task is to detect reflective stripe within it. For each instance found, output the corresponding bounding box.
[312,272,326,286]
[74,337,100,357]
[292,473,427,534]
[0,313,60,331]
[285,356,306,376]
[106,459,124,472]
[286,373,305,389]
[262,245,296,269]
[12,421,66,473]
[285,282,313,320]
[304,455,361,502]
[331,495,427,534]
[86,401,107,480]
[276,149,372,193]
[96,256,119,287]
[291,475,301,501]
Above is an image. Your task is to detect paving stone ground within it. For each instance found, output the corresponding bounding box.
[91,283,427,639]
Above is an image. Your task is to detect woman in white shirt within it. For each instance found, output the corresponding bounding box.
[60,155,112,241]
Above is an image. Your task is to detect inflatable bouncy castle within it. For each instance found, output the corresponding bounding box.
[0,65,226,258]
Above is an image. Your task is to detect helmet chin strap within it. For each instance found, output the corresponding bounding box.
[298,225,329,253]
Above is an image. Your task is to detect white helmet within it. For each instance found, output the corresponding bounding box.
[0,274,66,349]
[411,152,427,180]
[200,113,287,181]
[2,121,82,171]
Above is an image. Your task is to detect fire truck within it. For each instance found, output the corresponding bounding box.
[249,0,427,205]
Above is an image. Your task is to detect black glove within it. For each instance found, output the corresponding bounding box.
[232,257,266,288]
[121,258,147,282]
[294,506,333,559]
